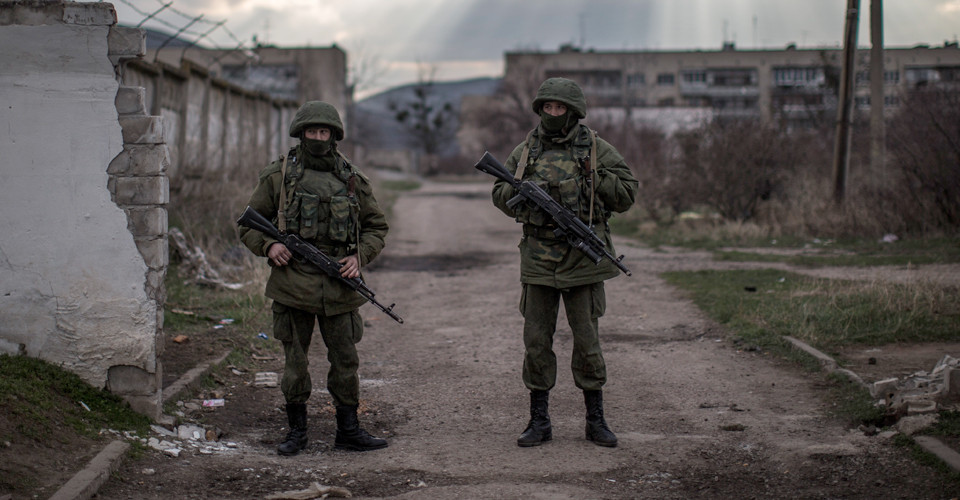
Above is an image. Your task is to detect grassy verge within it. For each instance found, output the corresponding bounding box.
[661,268,959,427]
[0,355,152,439]
[0,354,154,495]
[714,236,960,267]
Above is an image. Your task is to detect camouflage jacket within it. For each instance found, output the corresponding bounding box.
[239,145,389,316]
[492,124,638,288]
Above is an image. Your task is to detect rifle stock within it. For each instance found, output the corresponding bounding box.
[474,151,632,277]
[236,206,404,323]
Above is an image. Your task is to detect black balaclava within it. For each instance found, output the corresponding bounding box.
[300,135,337,171]
[539,108,568,134]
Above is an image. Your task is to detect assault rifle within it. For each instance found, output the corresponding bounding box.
[474,151,631,276]
[236,206,404,324]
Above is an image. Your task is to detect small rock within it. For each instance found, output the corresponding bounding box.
[896,414,939,435]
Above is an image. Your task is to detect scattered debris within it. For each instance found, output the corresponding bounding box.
[172,335,189,343]
[255,372,280,388]
[79,401,90,412]
[264,482,352,499]
[202,399,225,408]
[133,421,240,458]
[720,424,746,432]
[880,233,899,243]
[169,227,248,290]
[258,332,270,340]
[870,355,960,418]
[698,403,744,412]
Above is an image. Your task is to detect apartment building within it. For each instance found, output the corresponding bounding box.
[504,42,960,125]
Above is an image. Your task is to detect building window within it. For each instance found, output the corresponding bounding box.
[627,73,646,88]
[884,70,900,84]
[940,66,960,82]
[905,67,939,84]
[681,70,707,84]
[884,95,900,107]
[772,67,824,86]
[657,73,675,85]
[712,69,757,87]
[658,97,675,107]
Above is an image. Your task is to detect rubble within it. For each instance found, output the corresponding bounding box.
[255,372,280,388]
[870,355,960,417]
[117,421,241,458]
[264,482,352,499]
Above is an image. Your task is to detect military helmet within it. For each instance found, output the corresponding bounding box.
[531,77,587,119]
[288,101,345,140]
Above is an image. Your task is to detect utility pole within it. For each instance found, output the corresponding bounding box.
[832,0,861,205]
[869,0,886,173]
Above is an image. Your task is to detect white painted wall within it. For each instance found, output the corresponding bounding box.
[0,22,158,387]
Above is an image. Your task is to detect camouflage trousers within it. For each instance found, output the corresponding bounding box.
[519,282,607,392]
[272,301,364,406]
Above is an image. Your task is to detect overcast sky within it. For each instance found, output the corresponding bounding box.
[112,0,960,98]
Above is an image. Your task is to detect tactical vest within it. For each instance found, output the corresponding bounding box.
[278,149,360,253]
[514,125,607,230]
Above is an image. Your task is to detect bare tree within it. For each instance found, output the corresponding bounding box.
[388,63,457,155]
[462,59,543,159]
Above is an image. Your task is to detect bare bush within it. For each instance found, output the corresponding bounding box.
[671,118,801,222]
[887,87,960,232]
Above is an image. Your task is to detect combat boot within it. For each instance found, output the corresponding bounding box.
[584,390,617,447]
[334,404,388,451]
[277,402,308,456]
[517,390,552,447]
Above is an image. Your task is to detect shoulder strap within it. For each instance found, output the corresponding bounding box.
[336,151,363,266]
[514,129,537,180]
[588,129,598,226]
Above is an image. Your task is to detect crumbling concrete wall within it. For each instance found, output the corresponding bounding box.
[0,0,166,418]
[122,58,299,198]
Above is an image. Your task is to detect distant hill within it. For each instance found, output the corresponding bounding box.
[354,77,501,156]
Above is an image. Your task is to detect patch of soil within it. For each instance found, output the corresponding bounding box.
[0,386,107,499]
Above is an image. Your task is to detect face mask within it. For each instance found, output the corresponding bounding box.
[302,137,334,157]
[539,109,568,133]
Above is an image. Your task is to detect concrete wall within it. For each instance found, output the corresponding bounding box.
[0,0,165,417]
[122,58,299,196]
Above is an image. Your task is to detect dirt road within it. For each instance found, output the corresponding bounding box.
[97,180,956,499]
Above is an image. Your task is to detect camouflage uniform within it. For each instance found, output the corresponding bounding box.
[240,101,389,454]
[491,78,638,448]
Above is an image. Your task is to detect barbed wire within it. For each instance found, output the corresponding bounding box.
[107,0,255,67]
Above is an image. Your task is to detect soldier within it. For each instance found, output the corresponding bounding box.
[491,77,639,448]
[239,101,390,456]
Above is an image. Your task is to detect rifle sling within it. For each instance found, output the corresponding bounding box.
[277,153,290,233]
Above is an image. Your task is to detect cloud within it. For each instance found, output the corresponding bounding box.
[938,0,960,12]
